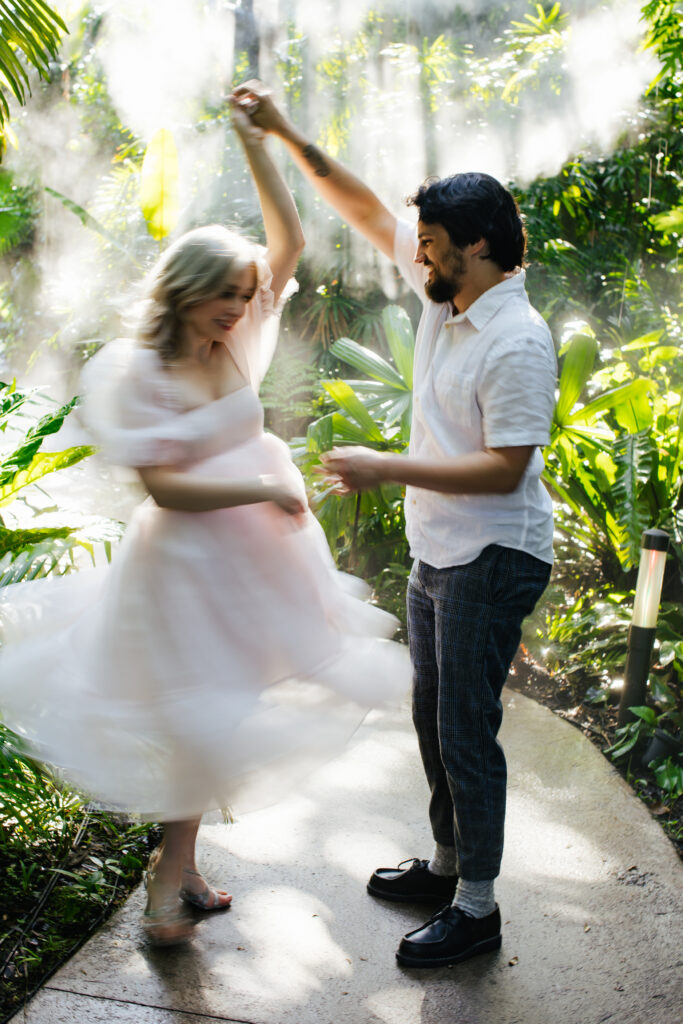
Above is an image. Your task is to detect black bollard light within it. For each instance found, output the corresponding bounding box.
[617,528,670,727]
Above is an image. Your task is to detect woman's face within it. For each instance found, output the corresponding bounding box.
[182,263,257,343]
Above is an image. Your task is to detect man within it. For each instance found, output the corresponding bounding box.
[235,82,556,969]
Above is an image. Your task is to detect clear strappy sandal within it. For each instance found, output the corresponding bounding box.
[142,868,195,946]
[180,867,233,911]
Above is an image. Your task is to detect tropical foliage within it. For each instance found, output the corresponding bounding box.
[0,1,682,1005]
[0,0,67,132]
[0,380,103,574]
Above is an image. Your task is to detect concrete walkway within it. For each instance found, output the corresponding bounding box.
[10,691,683,1024]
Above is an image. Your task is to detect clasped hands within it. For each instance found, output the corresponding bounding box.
[227,80,286,141]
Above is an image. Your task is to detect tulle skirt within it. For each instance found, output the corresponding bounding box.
[0,435,410,820]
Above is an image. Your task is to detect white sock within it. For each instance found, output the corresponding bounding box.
[453,877,496,918]
[427,842,458,876]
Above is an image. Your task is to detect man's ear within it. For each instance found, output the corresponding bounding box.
[469,237,489,259]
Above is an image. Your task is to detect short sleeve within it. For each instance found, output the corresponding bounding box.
[393,218,428,300]
[228,250,298,389]
[479,333,557,449]
[80,340,210,468]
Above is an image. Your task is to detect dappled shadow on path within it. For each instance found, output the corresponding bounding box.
[43,697,682,1024]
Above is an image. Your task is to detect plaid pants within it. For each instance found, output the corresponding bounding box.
[407,544,551,880]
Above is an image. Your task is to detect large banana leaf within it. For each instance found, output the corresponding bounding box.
[140,128,179,241]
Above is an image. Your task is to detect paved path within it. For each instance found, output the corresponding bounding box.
[10,691,683,1024]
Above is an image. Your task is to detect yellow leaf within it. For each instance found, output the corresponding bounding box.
[140,129,179,241]
[1,122,18,151]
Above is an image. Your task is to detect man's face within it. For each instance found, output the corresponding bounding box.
[415,220,467,304]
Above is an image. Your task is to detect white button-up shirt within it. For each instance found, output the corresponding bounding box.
[394,218,556,568]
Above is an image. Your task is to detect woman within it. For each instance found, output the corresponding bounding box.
[0,100,409,946]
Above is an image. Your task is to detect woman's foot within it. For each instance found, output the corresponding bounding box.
[142,870,195,946]
[180,867,233,911]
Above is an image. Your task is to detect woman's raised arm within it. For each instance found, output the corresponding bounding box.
[230,99,304,303]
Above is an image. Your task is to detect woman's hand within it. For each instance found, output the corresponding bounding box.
[230,81,291,136]
[229,95,265,146]
[261,475,307,517]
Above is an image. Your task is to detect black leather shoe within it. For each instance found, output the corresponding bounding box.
[396,904,501,968]
[367,858,458,904]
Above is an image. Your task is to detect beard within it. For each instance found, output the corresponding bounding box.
[424,271,457,304]
[423,250,466,305]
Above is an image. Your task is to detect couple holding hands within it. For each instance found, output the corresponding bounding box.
[0,83,555,968]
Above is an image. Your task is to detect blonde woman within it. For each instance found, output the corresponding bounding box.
[0,101,409,946]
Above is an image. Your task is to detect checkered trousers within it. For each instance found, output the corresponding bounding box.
[407,544,551,880]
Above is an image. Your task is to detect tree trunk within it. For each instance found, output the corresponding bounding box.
[234,0,260,79]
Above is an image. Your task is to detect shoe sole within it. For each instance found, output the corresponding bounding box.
[395,933,502,968]
[366,882,454,904]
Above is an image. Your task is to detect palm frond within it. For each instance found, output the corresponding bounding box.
[0,0,68,126]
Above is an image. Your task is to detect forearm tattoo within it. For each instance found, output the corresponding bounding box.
[302,144,331,178]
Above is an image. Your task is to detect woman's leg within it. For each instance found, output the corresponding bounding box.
[151,816,232,910]
[151,816,202,892]
[143,817,200,943]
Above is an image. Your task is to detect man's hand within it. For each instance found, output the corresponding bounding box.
[320,447,388,493]
[231,80,290,137]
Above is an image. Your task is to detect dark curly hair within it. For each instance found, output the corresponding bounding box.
[407,172,526,272]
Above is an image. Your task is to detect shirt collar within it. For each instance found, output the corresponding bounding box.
[446,269,527,331]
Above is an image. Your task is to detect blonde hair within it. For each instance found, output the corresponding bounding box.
[135,225,259,362]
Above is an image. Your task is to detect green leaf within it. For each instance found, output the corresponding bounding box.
[0,446,96,507]
[0,394,81,483]
[629,706,657,726]
[567,379,655,426]
[651,207,683,233]
[45,187,138,265]
[306,413,333,453]
[140,129,179,241]
[330,337,407,388]
[0,0,67,127]
[329,412,377,445]
[321,380,385,443]
[382,305,414,389]
[555,326,598,424]
[611,433,656,566]
[0,524,74,558]
[621,330,663,352]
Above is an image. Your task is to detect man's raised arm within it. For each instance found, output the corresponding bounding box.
[232,80,398,261]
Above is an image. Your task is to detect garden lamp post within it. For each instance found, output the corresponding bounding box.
[617,528,670,728]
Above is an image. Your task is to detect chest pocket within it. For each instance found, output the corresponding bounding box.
[435,370,476,430]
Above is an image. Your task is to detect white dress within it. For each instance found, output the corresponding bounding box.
[0,268,410,820]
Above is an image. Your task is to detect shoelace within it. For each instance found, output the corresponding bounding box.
[425,903,459,924]
[397,857,428,870]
